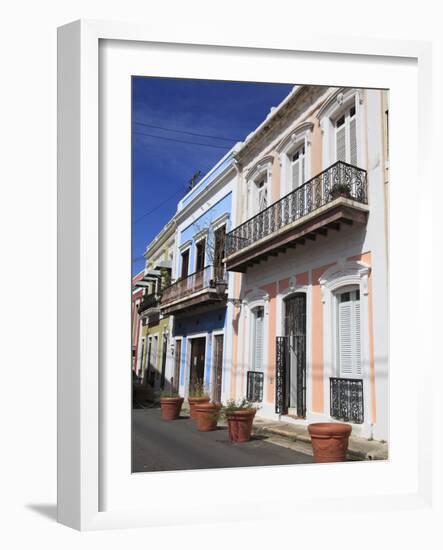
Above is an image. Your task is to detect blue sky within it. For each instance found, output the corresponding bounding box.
[132,77,294,275]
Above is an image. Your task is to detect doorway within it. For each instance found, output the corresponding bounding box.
[160,335,167,390]
[284,293,307,418]
[173,339,181,393]
[189,337,206,387]
[212,334,224,403]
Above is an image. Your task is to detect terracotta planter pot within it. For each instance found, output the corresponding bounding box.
[159,397,184,421]
[308,422,352,463]
[226,409,256,443]
[188,396,210,419]
[195,402,221,432]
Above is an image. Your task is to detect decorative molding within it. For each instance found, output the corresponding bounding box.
[178,239,192,253]
[210,212,230,231]
[246,154,274,182]
[316,87,363,124]
[319,260,371,303]
[193,227,209,244]
[275,121,314,154]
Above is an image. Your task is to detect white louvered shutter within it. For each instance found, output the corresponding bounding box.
[258,184,267,212]
[291,161,299,190]
[354,299,362,375]
[254,309,264,371]
[338,300,353,375]
[338,291,361,377]
[350,117,358,165]
[336,124,346,162]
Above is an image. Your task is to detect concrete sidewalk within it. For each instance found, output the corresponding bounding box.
[252,417,388,461]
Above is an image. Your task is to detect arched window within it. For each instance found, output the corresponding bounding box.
[317,89,364,170]
[334,100,357,165]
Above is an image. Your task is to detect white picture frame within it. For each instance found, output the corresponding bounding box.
[57,19,433,531]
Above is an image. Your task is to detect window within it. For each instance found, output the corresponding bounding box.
[335,101,357,165]
[181,249,189,278]
[336,288,361,377]
[195,239,205,271]
[256,178,268,213]
[213,225,226,280]
[291,145,305,189]
[252,307,264,371]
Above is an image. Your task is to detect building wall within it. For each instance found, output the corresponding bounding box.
[229,87,389,441]
[141,316,171,390]
[131,271,145,375]
[170,153,239,403]
[173,308,226,398]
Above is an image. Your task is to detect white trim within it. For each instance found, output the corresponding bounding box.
[318,88,367,170]
[193,227,209,244]
[276,281,312,417]
[242,289,270,404]
[210,212,230,231]
[183,331,209,397]
[278,123,313,197]
[246,156,273,218]
[319,260,372,436]
[210,330,225,402]
[179,239,192,253]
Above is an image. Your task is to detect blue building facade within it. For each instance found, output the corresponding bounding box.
[162,147,239,401]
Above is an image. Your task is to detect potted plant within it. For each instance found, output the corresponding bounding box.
[159,389,184,421]
[187,379,210,419]
[329,182,352,200]
[219,398,258,443]
[308,422,352,463]
[194,401,221,432]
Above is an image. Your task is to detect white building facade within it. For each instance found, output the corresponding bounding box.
[225,86,389,442]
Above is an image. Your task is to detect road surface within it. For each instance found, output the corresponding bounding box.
[132,407,313,472]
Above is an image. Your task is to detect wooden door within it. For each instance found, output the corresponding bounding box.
[190,337,206,386]
[212,334,224,403]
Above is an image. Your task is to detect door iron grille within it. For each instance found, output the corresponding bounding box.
[246,371,264,403]
[284,293,307,418]
[275,336,289,414]
[330,377,364,424]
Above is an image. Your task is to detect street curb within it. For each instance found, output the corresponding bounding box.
[252,424,388,461]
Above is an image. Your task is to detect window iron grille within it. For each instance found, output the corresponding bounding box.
[246,371,264,403]
[330,377,364,424]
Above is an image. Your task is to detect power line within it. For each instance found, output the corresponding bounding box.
[132,188,184,224]
[133,120,240,143]
[133,130,231,150]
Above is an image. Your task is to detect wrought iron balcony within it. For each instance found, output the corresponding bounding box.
[160,265,227,316]
[330,377,364,424]
[138,292,160,315]
[225,161,368,272]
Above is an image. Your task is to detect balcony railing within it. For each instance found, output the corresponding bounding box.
[226,161,367,257]
[138,292,160,314]
[330,377,364,424]
[160,265,227,306]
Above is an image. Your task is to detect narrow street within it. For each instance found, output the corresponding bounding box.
[132,408,313,472]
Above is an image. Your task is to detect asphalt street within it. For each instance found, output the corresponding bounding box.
[132,407,313,472]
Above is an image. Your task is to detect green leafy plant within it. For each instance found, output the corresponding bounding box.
[216,398,259,421]
[329,182,352,199]
[160,267,171,289]
[159,388,180,398]
[188,378,209,398]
